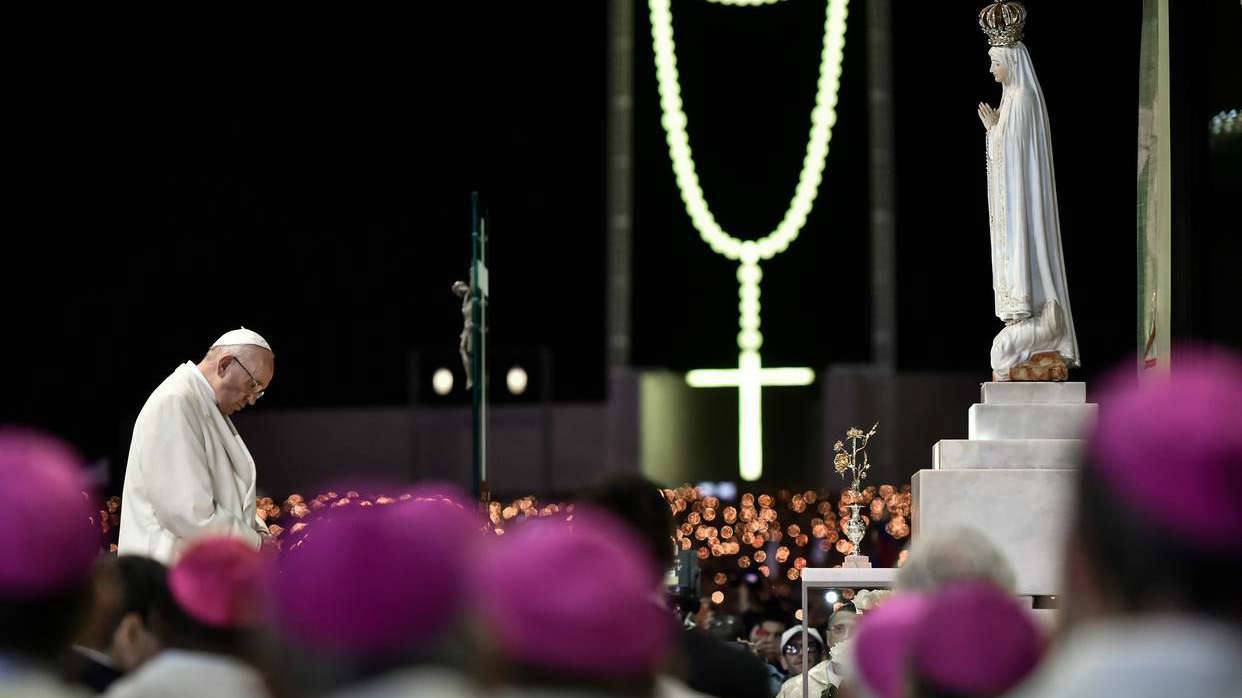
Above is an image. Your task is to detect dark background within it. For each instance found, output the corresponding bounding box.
[5,2,1238,486]
[6,6,610,475]
[632,1,1148,372]
[631,0,872,371]
[1169,0,1242,349]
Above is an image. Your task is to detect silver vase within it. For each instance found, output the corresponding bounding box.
[846,502,867,557]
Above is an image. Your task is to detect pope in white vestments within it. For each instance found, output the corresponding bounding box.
[118,329,275,564]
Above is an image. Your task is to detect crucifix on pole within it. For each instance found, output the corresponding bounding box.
[649,0,850,481]
[453,192,489,502]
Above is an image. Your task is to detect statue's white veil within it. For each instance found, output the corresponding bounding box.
[985,41,1079,368]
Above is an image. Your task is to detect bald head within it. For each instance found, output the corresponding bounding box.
[197,344,274,417]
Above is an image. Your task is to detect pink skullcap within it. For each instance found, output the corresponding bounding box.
[275,483,480,654]
[852,593,931,698]
[910,581,1042,696]
[1087,347,1242,554]
[475,507,673,678]
[0,428,98,597]
[169,537,268,628]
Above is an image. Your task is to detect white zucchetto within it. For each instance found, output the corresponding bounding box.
[211,327,273,354]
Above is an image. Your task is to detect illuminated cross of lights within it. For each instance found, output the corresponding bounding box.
[649,0,849,481]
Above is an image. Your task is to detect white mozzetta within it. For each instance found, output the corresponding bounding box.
[912,469,1075,596]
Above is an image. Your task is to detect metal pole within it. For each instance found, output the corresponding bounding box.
[801,580,809,698]
[471,192,489,501]
[867,0,896,370]
[606,0,634,370]
[605,0,636,477]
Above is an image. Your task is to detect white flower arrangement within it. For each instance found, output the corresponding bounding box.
[851,588,892,613]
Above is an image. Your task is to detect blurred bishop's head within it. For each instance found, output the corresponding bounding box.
[1072,346,1242,622]
[473,507,673,692]
[0,428,99,661]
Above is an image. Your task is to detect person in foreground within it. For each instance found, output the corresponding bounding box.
[474,508,674,698]
[0,430,100,698]
[584,476,772,698]
[776,603,855,698]
[62,555,167,693]
[836,581,1041,698]
[104,538,273,698]
[1010,348,1242,698]
[273,484,481,697]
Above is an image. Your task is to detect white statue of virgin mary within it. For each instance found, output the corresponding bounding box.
[977,1,1079,381]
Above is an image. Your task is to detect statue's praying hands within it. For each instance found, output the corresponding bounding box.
[977,102,999,130]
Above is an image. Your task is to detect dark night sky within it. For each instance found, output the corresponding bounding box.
[632,0,872,371]
[6,2,1238,474]
[631,1,1147,376]
[7,7,609,464]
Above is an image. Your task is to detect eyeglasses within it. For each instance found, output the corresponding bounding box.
[231,357,266,400]
[783,642,823,655]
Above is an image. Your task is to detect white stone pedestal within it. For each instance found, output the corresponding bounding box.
[913,382,1094,596]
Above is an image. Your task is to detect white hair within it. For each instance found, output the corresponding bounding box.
[895,526,1016,593]
[202,343,272,364]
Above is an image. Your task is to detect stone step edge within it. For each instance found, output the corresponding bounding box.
[933,439,1086,470]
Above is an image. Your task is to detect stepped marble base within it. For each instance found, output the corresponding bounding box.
[933,438,1083,469]
[968,403,1097,440]
[981,382,1086,405]
[912,468,1075,596]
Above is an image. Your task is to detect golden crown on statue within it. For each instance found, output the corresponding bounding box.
[978,1,1027,47]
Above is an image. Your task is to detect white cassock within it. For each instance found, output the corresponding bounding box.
[330,668,474,698]
[118,362,267,563]
[0,665,90,698]
[103,650,269,698]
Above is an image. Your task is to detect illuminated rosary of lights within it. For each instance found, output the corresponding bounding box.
[648,0,849,262]
[650,0,849,480]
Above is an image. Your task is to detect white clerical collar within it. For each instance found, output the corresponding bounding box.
[72,645,116,668]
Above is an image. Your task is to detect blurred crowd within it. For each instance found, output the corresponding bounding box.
[2,350,1239,698]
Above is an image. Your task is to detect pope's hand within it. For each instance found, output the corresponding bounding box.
[977,102,999,130]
